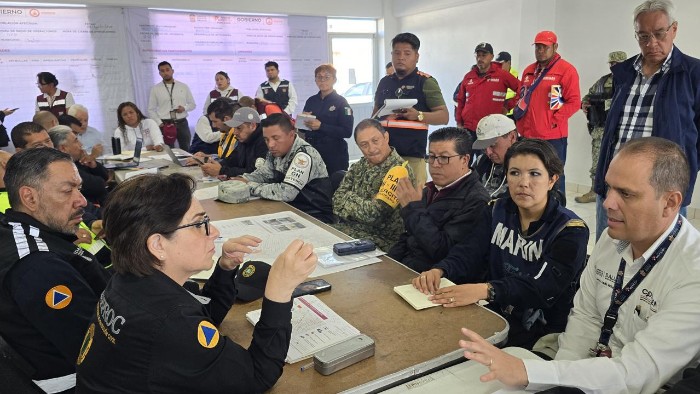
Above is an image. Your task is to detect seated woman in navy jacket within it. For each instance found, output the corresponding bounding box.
[412,139,589,349]
[76,173,317,393]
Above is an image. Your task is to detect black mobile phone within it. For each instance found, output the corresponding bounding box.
[292,279,332,298]
[333,239,376,256]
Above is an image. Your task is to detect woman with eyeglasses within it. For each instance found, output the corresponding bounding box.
[114,102,164,152]
[411,139,589,349]
[76,173,317,393]
[300,64,354,175]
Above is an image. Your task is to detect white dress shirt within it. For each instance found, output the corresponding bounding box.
[113,118,164,150]
[148,79,196,122]
[524,215,700,394]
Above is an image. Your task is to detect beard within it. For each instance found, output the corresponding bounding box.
[38,204,85,236]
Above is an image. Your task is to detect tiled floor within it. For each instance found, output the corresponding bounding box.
[566,190,700,255]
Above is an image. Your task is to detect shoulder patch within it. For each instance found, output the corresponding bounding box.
[284,152,312,190]
[566,219,587,228]
[45,285,72,309]
[417,70,433,78]
[77,323,94,365]
[197,321,220,348]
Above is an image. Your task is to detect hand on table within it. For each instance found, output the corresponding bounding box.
[218,235,262,270]
[459,328,529,388]
[411,268,444,295]
[430,283,488,307]
[200,161,221,177]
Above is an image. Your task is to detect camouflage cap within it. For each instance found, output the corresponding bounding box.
[608,51,628,63]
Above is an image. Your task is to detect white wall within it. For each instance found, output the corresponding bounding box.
[396,0,524,126]
[394,0,700,208]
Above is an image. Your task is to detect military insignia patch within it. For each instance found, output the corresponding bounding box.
[77,323,95,365]
[344,107,352,116]
[329,105,336,111]
[242,264,256,277]
[197,321,220,348]
[45,285,72,309]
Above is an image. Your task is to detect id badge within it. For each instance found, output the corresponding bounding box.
[169,109,178,120]
[550,85,563,110]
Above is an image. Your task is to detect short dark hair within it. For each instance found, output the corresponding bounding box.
[37,71,58,86]
[353,118,386,141]
[264,61,279,70]
[385,62,393,69]
[392,33,420,51]
[504,139,564,178]
[58,114,81,128]
[102,173,196,276]
[4,148,73,208]
[207,97,239,121]
[618,137,689,199]
[11,122,46,149]
[429,127,474,157]
[157,61,172,69]
[215,70,229,80]
[261,113,293,133]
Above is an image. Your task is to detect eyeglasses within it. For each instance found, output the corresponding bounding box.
[635,23,675,44]
[315,75,333,81]
[173,215,211,236]
[425,154,462,165]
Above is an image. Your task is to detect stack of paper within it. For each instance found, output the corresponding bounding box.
[393,278,457,310]
[246,295,360,363]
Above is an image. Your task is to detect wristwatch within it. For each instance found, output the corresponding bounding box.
[486,282,496,303]
[417,111,425,122]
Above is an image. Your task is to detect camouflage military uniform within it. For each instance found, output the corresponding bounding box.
[582,74,613,179]
[577,51,626,203]
[243,135,334,223]
[332,148,415,251]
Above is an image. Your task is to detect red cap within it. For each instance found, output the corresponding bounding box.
[534,30,557,46]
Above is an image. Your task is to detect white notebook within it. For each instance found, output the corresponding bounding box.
[393,278,457,310]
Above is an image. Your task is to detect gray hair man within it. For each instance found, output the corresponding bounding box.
[67,104,103,158]
[594,0,700,239]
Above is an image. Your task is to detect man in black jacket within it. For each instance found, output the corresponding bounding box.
[192,100,268,178]
[0,148,110,393]
[390,127,488,272]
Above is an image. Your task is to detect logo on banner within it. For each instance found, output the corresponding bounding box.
[45,285,72,309]
[266,18,273,25]
[197,321,220,348]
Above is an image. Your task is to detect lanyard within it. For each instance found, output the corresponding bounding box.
[591,216,683,357]
[218,131,237,158]
[164,81,175,108]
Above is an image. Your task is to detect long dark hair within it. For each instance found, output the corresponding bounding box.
[117,102,146,144]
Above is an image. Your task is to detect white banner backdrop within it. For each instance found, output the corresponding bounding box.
[0,6,134,145]
[0,6,327,151]
[124,9,328,128]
